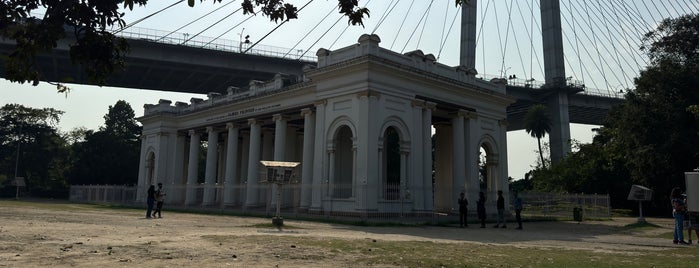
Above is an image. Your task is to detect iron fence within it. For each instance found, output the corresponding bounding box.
[69,185,610,224]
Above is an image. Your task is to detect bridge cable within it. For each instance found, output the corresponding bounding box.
[328,0,374,50]
[641,0,661,26]
[568,0,585,84]
[662,0,681,17]
[438,1,449,57]
[596,0,630,89]
[592,1,645,76]
[524,0,545,78]
[475,0,493,75]
[283,4,337,58]
[182,7,241,45]
[201,12,256,49]
[245,0,315,54]
[437,6,460,61]
[389,0,415,50]
[607,0,646,68]
[502,0,529,80]
[559,0,601,90]
[492,0,506,77]
[413,0,435,51]
[400,0,435,53]
[371,0,400,34]
[158,0,237,42]
[114,0,184,34]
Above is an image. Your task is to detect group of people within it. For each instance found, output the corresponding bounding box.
[146,183,166,219]
[671,187,697,245]
[458,190,523,230]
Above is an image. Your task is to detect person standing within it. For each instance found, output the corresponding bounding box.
[671,187,689,245]
[477,191,486,228]
[458,192,468,228]
[493,190,506,228]
[146,185,156,219]
[513,191,523,230]
[153,183,166,218]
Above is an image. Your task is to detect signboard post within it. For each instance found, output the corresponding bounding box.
[11,177,25,200]
[627,184,653,223]
[685,172,699,212]
[259,161,300,228]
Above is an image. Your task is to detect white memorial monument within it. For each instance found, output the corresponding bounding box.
[136,34,514,218]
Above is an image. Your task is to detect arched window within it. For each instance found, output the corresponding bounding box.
[333,126,353,198]
[383,127,401,200]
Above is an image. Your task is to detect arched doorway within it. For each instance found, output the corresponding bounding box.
[383,127,401,200]
[333,125,354,198]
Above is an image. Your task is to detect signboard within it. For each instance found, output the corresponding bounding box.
[11,177,25,187]
[627,185,652,201]
[260,161,300,183]
[686,172,699,212]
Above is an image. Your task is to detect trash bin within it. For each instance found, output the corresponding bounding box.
[573,207,583,222]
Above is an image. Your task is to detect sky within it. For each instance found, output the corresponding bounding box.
[2,0,688,179]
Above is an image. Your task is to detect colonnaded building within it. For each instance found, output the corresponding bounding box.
[136,34,514,218]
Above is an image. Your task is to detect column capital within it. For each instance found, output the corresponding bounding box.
[206,126,218,133]
[247,118,259,126]
[498,119,509,126]
[188,129,199,136]
[424,101,437,111]
[226,122,241,129]
[313,99,327,107]
[357,90,380,99]
[300,108,313,117]
[411,99,425,108]
[272,114,288,122]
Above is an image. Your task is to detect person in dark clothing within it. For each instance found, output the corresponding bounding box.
[493,190,506,228]
[671,187,688,244]
[153,183,166,218]
[146,185,155,219]
[513,191,523,230]
[458,192,468,228]
[477,191,486,228]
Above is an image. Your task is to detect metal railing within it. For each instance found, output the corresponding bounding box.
[115,26,317,62]
[480,73,625,99]
[70,184,610,224]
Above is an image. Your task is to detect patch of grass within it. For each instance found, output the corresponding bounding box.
[204,235,699,267]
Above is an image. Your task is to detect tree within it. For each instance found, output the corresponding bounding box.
[529,14,699,212]
[70,100,141,185]
[0,104,70,197]
[2,1,469,90]
[524,104,552,169]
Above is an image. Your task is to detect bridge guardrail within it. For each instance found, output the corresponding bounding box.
[116,26,317,62]
[479,74,625,99]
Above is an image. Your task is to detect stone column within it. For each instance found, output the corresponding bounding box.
[223,123,239,206]
[452,111,467,211]
[271,114,287,207]
[423,102,435,211]
[203,127,219,206]
[300,108,315,209]
[185,130,200,206]
[245,119,261,207]
[311,100,327,210]
[465,111,480,206]
[240,131,250,205]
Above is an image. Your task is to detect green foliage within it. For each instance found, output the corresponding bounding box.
[0,104,70,197]
[524,104,552,169]
[69,100,141,185]
[529,14,699,212]
[0,0,148,87]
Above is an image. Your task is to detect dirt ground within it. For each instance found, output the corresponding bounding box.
[0,200,691,267]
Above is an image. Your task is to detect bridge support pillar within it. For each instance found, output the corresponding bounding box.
[460,0,478,69]
[541,0,571,164]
